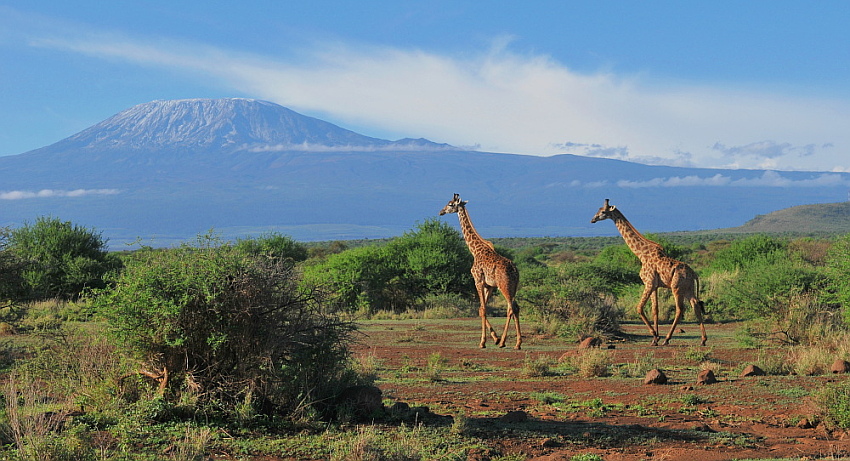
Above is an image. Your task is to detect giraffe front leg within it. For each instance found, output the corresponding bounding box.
[477,285,498,347]
[636,285,660,345]
[479,310,488,348]
[651,290,660,342]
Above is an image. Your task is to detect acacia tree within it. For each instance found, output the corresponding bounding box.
[9,217,121,300]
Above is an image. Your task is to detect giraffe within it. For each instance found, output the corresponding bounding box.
[591,199,707,346]
[439,193,522,349]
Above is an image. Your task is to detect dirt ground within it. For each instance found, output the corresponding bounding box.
[354,318,850,461]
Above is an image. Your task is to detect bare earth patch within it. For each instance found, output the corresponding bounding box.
[354,318,850,460]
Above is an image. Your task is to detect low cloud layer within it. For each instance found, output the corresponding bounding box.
[567,171,850,189]
[0,189,120,200]
[23,20,850,172]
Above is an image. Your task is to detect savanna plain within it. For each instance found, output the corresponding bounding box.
[1,217,850,461]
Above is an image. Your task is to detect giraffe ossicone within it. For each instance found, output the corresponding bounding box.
[591,198,707,346]
[439,193,522,349]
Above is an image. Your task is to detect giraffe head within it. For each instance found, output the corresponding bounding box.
[439,193,468,215]
[590,198,617,223]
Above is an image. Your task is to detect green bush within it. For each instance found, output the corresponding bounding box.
[0,227,29,304]
[302,244,401,313]
[708,234,786,272]
[711,255,825,321]
[593,244,640,274]
[826,233,850,326]
[234,232,308,262]
[9,217,121,301]
[817,379,850,429]
[302,219,473,314]
[95,237,361,419]
[385,219,474,298]
[521,261,626,340]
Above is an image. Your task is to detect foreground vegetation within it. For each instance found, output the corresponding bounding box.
[0,216,848,459]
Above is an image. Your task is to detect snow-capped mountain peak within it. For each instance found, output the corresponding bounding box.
[59,98,395,153]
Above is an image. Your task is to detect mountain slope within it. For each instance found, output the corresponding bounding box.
[1,98,849,247]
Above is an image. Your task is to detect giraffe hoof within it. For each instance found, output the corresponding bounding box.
[514,345,522,350]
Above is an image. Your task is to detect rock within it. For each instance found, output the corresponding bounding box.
[388,401,410,414]
[411,406,431,416]
[644,369,667,385]
[796,418,814,429]
[336,385,383,421]
[831,359,850,374]
[578,337,602,348]
[692,423,715,432]
[466,448,499,461]
[0,322,16,336]
[697,369,717,385]
[541,438,562,448]
[740,364,766,377]
[501,410,528,423]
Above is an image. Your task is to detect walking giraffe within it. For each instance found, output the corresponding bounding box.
[591,199,707,346]
[439,193,522,349]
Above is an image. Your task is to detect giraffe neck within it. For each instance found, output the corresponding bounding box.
[457,207,495,255]
[610,210,663,262]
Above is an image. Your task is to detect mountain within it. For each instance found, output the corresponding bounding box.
[41,98,452,153]
[1,98,849,248]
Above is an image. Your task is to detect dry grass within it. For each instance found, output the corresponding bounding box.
[570,348,613,378]
[786,345,834,376]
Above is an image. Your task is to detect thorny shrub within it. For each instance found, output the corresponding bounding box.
[95,236,363,420]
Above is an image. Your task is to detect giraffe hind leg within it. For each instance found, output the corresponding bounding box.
[497,296,521,349]
[507,300,522,349]
[694,299,707,346]
[662,292,686,346]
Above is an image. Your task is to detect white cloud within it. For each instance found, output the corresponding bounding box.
[0,189,120,200]
[28,27,850,172]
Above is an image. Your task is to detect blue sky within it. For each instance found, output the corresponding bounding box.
[3,1,850,172]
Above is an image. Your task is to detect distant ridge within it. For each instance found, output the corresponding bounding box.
[720,202,850,234]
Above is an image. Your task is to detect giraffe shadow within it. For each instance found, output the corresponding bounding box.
[382,404,715,449]
[465,415,714,449]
